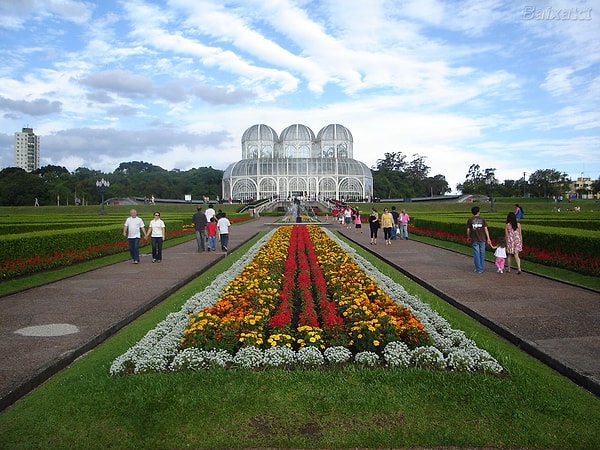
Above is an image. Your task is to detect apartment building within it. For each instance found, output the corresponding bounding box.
[14,127,40,172]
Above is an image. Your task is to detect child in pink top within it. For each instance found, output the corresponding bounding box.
[354,211,362,233]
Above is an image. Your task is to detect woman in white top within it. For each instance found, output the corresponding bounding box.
[146,211,166,262]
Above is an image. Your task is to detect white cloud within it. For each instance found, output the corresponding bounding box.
[0,0,598,193]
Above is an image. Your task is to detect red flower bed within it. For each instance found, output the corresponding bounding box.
[411,226,599,277]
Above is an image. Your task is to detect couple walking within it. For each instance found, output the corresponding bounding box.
[466,206,522,274]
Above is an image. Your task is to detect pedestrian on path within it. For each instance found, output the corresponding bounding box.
[390,206,399,239]
[368,207,380,245]
[217,212,231,252]
[505,211,523,274]
[123,209,146,264]
[146,211,166,263]
[192,206,207,252]
[206,216,218,251]
[205,203,216,222]
[398,208,410,240]
[491,237,507,273]
[466,206,491,273]
[354,209,363,233]
[381,207,395,245]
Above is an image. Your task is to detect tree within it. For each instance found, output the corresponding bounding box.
[424,175,451,196]
[591,176,600,197]
[0,167,46,206]
[372,152,447,199]
[457,164,488,194]
[528,169,569,199]
[375,152,407,172]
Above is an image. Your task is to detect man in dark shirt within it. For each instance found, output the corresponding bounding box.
[466,206,491,273]
[192,206,208,252]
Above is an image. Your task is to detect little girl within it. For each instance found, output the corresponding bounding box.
[492,237,507,273]
[354,211,362,233]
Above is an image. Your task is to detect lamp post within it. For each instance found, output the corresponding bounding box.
[523,171,526,198]
[486,174,496,212]
[96,178,110,215]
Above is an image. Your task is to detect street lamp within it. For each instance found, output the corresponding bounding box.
[485,174,496,212]
[96,178,110,215]
[523,171,526,198]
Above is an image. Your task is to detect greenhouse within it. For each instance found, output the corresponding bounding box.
[222,124,373,202]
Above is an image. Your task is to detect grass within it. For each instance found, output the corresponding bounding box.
[0,235,599,449]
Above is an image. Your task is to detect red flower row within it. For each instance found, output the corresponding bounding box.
[411,226,600,277]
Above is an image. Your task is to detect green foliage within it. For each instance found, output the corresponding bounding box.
[372,152,450,199]
[0,163,223,206]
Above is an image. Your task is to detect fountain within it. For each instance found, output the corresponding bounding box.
[280,199,320,223]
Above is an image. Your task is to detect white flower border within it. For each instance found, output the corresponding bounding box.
[110,227,503,376]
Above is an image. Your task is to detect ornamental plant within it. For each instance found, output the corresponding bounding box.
[181,225,430,355]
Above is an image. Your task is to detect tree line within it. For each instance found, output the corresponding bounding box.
[0,154,597,206]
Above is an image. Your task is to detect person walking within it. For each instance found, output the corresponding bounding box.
[368,207,380,245]
[466,206,492,273]
[123,209,146,264]
[205,203,216,222]
[505,211,523,274]
[206,216,218,251]
[491,237,507,273]
[390,206,399,239]
[354,209,363,233]
[192,206,208,252]
[398,208,410,240]
[344,206,353,229]
[381,207,395,245]
[217,212,231,252]
[146,211,166,263]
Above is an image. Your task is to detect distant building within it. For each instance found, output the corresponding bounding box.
[570,176,597,199]
[222,124,373,202]
[14,127,40,172]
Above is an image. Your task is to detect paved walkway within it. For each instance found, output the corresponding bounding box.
[1,218,599,412]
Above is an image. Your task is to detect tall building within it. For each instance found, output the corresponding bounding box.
[222,123,373,202]
[14,127,41,172]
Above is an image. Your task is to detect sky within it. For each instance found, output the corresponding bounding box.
[1,0,599,193]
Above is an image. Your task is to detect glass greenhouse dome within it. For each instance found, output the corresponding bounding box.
[222,124,373,202]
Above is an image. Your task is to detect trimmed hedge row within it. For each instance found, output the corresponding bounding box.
[0,222,110,234]
[410,217,600,276]
[0,220,187,279]
[411,218,600,258]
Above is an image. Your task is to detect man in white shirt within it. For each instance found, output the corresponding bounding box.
[217,212,231,252]
[123,209,146,263]
[204,203,216,222]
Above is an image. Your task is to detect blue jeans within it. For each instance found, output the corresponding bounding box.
[471,241,486,273]
[207,235,216,251]
[399,224,408,239]
[128,238,140,262]
[220,233,229,251]
[151,237,163,261]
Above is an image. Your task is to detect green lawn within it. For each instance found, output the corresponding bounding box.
[0,234,598,449]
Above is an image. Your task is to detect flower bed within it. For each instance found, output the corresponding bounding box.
[111,225,503,375]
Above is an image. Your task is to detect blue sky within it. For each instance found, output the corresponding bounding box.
[1,0,598,192]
